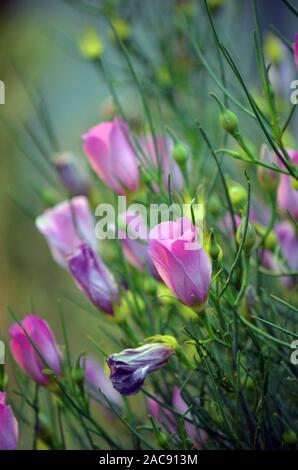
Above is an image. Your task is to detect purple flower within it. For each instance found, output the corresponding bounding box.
[261,221,298,288]
[107,343,175,395]
[67,242,119,315]
[9,315,62,386]
[149,217,212,307]
[82,118,140,195]
[0,392,18,450]
[54,151,90,196]
[293,34,298,71]
[36,196,96,268]
[82,356,123,406]
[147,387,205,448]
[118,211,160,279]
[277,149,298,221]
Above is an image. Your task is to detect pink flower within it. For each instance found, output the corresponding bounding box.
[0,393,18,450]
[277,150,298,221]
[9,315,62,386]
[149,217,211,307]
[172,386,196,441]
[261,221,298,288]
[147,387,206,448]
[36,196,96,268]
[140,135,183,192]
[82,118,140,195]
[293,34,298,71]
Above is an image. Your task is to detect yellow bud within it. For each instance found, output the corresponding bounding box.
[291,176,298,191]
[156,66,171,86]
[79,29,103,59]
[110,18,131,41]
[207,0,224,11]
[264,33,285,65]
[228,182,247,209]
[145,335,178,350]
[236,219,256,254]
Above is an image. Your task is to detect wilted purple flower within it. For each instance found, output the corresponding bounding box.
[82,356,123,406]
[9,315,62,386]
[277,149,298,221]
[107,343,175,395]
[0,392,18,450]
[36,196,96,268]
[149,217,211,307]
[54,151,90,196]
[82,118,140,195]
[293,34,298,71]
[68,242,119,315]
[140,135,183,192]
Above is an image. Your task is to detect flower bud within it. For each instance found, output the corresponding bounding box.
[172,143,188,165]
[207,228,223,264]
[236,219,256,254]
[0,393,18,450]
[220,109,239,135]
[228,182,247,210]
[40,187,61,207]
[9,315,62,386]
[140,165,153,185]
[254,223,277,250]
[79,29,103,59]
[109,18,131,42]
[282,429,297,446]
[107,342,175,395]
[264,33,285,65]
[67,242,119,315]
[207,0,224,12]
[54,152,90,196]
[257,145,280,192]
[149,416,170,449]
[291,176,298,191]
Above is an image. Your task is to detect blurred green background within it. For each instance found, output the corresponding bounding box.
[0,0,296,391]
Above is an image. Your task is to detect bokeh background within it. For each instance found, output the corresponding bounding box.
[0,0,297,422]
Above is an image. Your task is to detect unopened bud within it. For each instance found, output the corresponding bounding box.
[228,182,247,210]
[254,223,277,250]
[172,143,188,165]
[79,29,103,59]
[208,228,223,263]
[236,219,256,254]
[258,145,280,192]
[41,187,61,207]
[290,176,298,191]
[54,152,90,196]
[220,109,239,135]
[149,417,170,449]
[207,0,224,12]
[140,166,152,185]
[282,429,297,446]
